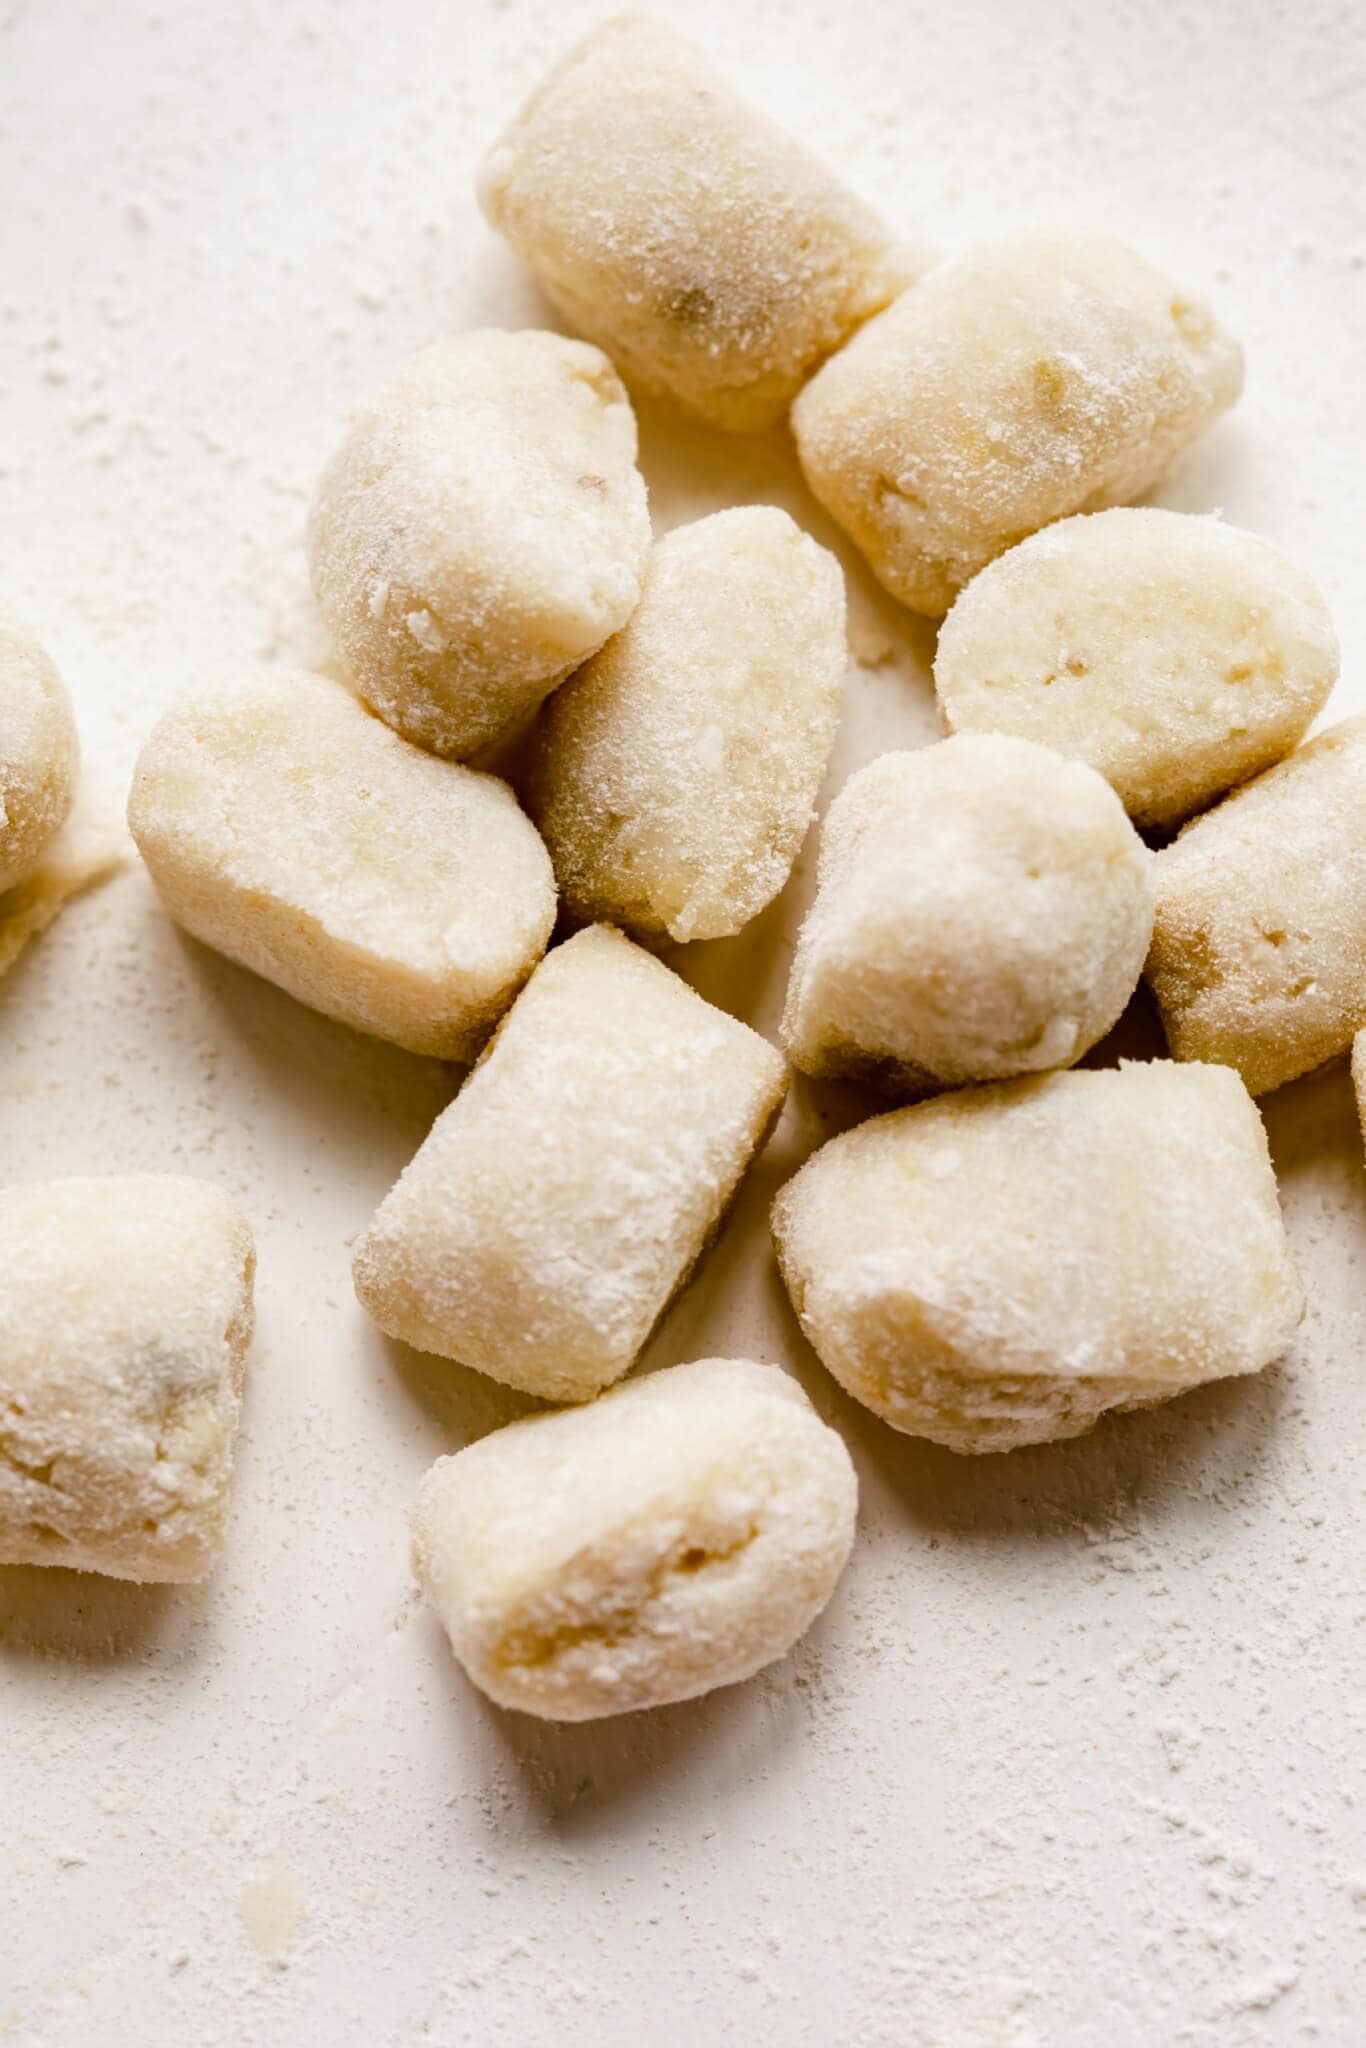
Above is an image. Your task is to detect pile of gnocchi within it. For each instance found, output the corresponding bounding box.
[1,14,1356,1725]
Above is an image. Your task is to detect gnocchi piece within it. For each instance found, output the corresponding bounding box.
[529,507,846,943]
[411,1356,857,1720]
[772,1062,1302,1454]
[128,670,555,1061]
[781,735,1152,1095]
[354,926,787,1401]
[307,330,651,758]
[793,233,1243,616]
[0,609,79,894]
[0,1176,255,1582]
[1147,718,1366,1096]
[1353,1033,1366,1153]
[477,15,923,432]
[935,510,1339,829]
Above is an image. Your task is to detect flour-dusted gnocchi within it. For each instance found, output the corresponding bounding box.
[1353,1034,1366,1156]
[772,1063,1302,1454]
[782,736,1152,1095]
[307,331,651,758]
[354,926,787,1401]
[0,609,79,894]
[935,510,1339,829]
[793,233,1243,617]
[411,1356,857,1720]
[128,670,555,1060]
[529,508,846,943]
[1147,718,1366,1096]
[0,1176,255,1581]
[477,15,923,432]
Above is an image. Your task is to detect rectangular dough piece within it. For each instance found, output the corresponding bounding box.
[477,14,922,431]
[0,1176,255,1582]
[1146,717,1366,1095]
[353,925,787,1401]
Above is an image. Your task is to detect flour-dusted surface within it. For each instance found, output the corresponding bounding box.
[1,1,1364,2043]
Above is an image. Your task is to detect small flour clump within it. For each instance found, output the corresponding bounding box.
[792,232,1243,615]
[307,331,651,758]
[781,734,1153,1095]
[0,1176,255,1582]
[935,509,1339,829]
[353,925,787,1402]
[772,1062,1302,1453]
[128,670,555,1060]
[1147,716,1366,1095]
[411,1356,857,1720]
[0,608,79,894]
[530,506,846,943]
[477,13,925,431]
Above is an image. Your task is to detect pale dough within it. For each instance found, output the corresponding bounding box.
[935,509,1338,828]
[781,735,1153,1095]
[353,926,787,1401]
[478,13,923,431]
[307,330,651,758]
[128,669,555,1060]
[529,506,846,942]
[0,608,79,894]
[792,232,1243,616]
[1147,717,1366,1095]
[411,1356,858,1720]
[0,1176,255,1581]
[772,1062,1302,1454]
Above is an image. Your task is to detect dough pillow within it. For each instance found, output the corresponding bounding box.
[0,1176,255,1582]
[308,331,651,757]
[478,14,923,430]
[793,232,1243,615]
[354,926,787,1400]
[772,1062,1302,1454]
[935,510,1338,829]
[412,1356,857,1720]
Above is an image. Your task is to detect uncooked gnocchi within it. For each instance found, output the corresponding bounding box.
[128,670,555,1060]
[353,926,787,1401]
[792,232,1243,616]
[1147,717,1366,1096]
[411,1356,858,1720]
[0,1176,255,1581]
[935,510,1338,829]
[529,507,846,943]
[781,735,1152,1094]
[307,330,651,758]
[0,608,79,894]
[477,15,922,431]
[772,1062,1302,1454]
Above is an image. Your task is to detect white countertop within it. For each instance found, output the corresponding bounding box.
[3,2,1364,2041]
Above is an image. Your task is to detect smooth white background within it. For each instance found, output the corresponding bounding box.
[2,2,1363,2042]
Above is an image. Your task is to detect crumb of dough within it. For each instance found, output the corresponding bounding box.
[0,783,127,979]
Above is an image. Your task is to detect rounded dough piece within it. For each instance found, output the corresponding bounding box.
[935,510,1339,829]
[307,330,651,758]
[128,670,555,1060]
[772,1062,1303,1454]
[353,926,787,1402]
[781,735,1153,1096]
[412,1356,858,1720]
[792,232,1243,616]
[529,507,846,943]
[0,610,79,895]
[1146,717,1366,1096]
[0,1176,255,1582]
[477,14,924,432]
